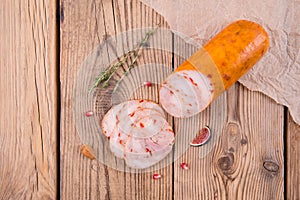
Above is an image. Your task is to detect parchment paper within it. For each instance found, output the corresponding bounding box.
[141,0,300,125]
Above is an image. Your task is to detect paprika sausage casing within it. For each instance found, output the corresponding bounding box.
[203,20,269,89]
[159,20,269,118]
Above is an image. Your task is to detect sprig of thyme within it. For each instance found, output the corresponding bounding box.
[88,28,157,93]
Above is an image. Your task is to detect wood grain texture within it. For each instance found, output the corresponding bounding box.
[0,0,57,199]
[60,0,286,200]
[0,0,297,199]
[287,112,300,199]
[60,0,172,199]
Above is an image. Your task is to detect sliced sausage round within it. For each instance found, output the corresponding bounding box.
[101,102,126,138]
[124,123,175,169]
[159,70,212,117]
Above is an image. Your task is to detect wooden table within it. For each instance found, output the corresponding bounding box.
[1,0,299,199]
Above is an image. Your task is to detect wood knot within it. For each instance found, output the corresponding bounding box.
[226,122,240,136]
[225,122,241,148]
[263,161,279,173]
[218,153,234,171]
[240,138,248,145]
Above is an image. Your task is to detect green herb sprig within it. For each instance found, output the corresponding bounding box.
[88,28,157,93]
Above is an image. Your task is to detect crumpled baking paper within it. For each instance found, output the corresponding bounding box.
[140,0,300,125]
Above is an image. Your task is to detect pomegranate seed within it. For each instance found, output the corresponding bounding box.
[152,173,161,180]
[180,162,189,170]
[144,81,152,87]
[85,110,94,117]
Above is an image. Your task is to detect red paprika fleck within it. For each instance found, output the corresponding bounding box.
[140,122,145,128]
[189,77,198,86]
[223,74,231,80]
[145,148,152,156]
[128,112,135,117]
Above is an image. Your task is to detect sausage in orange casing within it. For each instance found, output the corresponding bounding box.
[159,20,269,117]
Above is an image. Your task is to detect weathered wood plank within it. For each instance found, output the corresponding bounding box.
[0,0,58,199]
[60,1,108,199]
[287,112,300,199]
[60,0,173,199]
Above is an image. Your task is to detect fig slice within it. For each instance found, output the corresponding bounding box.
[190,126,211,147]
